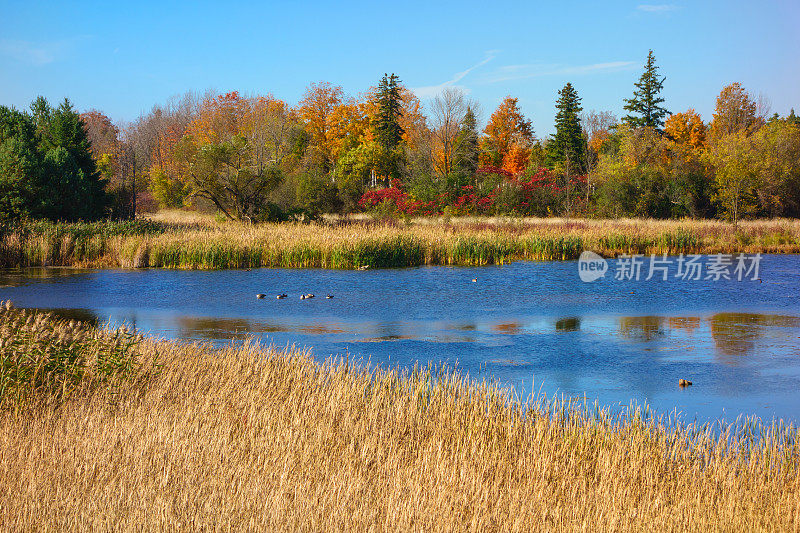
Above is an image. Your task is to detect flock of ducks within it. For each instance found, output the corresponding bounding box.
[255,278,480,300]
[256,293,333,300]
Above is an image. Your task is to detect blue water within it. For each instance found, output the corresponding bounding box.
[2,255,799,425]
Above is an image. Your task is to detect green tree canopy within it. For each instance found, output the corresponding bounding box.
[0,97,109,222]
[0,107,42,221]
[452,106,479,179]
[623,50,669,131]
[547,83,585,168]
[373,73,405,180]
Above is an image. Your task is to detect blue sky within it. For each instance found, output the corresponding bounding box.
[1,0,798,135]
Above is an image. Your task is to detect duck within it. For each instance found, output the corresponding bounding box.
[305,293,315,299]
[471,278,477,283]
[326,294,334,299]
[678,379,692,387]
[276,294,287,299]
[358,265,370,270]
[256,294,266,299]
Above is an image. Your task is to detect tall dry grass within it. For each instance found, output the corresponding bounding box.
[0,304,798,531]
[2,215,799,269]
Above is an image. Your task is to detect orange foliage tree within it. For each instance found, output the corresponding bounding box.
[481,96,534,174]
[665,109,707,150]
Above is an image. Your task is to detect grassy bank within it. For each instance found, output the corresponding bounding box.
[1,214,800,269]
[1,304,798,530]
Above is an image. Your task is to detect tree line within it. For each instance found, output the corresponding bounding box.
[1,50,799,224]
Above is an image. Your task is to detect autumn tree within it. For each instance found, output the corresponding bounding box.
[709,83,764,141]
[430,88,469,178]
[707,130,759,226]
[80,110,121,176]
[664,109,707,150]
[297,81,346,171]
[748,119,800,217]
[664,110,713,217]
[580,110,617,199]
[547,83,584,168]
[176,92,284,220]
[593,124,675,218]
[623,50,669,131]
[480,96,534,174]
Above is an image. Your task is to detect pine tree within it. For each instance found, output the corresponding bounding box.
[32,97,108,220]
[787,108,799,127]
[453,106,479,179]
[373,73,405,180]
[623,50,669,130]
[547,83,584,167]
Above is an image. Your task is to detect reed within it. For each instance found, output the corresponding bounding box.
[2,215,799,269]
[0,304,797,530]
[0,302,156,408]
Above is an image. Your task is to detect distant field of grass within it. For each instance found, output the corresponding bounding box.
[0,303,798,530]
[1,212,799,269]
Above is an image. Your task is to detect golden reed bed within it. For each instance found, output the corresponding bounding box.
[0,304,798,531]
[2,215,800,269]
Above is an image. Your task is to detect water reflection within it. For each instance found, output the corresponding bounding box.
[618,316,665,341]
[668,316,701,334]
[3,257,800,424]
[556,317,580,332]
[46,308,101,327]
[710,313,800,358]
[0,267,94,287]
[16,306,800,361]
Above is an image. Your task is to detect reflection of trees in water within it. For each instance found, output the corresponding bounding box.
[709,313,800,358]
[0,268,93,286]
[668,316,701,335]
[45,308,100,328]
[618,316,665,341]
[176,316,289,340]
[555,317,580,332]
[492,322,522,334]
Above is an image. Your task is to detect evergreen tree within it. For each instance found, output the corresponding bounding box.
[452,106,479,179]
[623,50,669,130]
[0,106,43,221]
[32,97,109,220]
[373,73,404,180]
[547,83,585,167]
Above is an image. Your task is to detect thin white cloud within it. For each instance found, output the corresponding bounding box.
[482,61,637,84]
[0,38,88,66]
[636,4,678,13]
[412,51,498,99]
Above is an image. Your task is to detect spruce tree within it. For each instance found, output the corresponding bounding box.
[32,97,108,220]
[547,83,584,167]
[453,106,479,179]
[373,73,405,181]
[374,73,404,150]
[623,50,669,130]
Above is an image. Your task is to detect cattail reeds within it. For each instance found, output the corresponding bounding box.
[0,305,798,530]
[1,216,799,269]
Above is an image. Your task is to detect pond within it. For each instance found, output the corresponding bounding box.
[2,255,799,425]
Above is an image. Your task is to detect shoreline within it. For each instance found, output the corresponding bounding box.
[1,304,798,529]
[2,216,799,270]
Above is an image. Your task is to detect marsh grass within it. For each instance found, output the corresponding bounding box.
[1,216,799,269]
[0,301,156,408]
[0,306,798,530]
